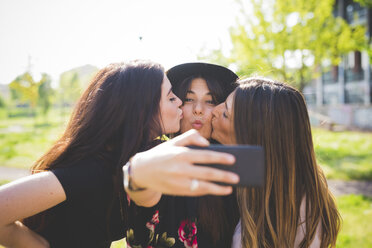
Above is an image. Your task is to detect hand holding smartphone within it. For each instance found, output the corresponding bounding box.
[188,145,265,187]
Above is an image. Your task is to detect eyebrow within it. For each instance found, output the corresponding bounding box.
[225,101,229,112]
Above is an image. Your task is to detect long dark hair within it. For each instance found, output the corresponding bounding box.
[24,60,165,232]
[233,78,340,247]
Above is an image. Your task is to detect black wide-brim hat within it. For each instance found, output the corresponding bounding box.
[166,62,239,94]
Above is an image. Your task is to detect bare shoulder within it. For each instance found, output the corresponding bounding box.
[294,196,322,247]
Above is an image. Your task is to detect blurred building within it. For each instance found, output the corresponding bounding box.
[304,0,372,130]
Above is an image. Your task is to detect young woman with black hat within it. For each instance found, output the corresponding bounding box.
[167,63,239,247]
[167,62,238,140]
[123,62,240,248]
[171,62,240,247]
[0,60,239,248]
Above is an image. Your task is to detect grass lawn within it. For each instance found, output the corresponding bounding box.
[0,110,67,169]
[312,128,372,181]
[0,124,65,168]
[336,195,372,247]
[0,180,10,186]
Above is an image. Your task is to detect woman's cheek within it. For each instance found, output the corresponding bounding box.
[204,107,214,123]
[179,105,190,133]
[180,105,190,117]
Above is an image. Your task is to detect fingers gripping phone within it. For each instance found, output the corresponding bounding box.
[188,145,265,187]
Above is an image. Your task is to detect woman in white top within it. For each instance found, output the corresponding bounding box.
[211,77,341,247]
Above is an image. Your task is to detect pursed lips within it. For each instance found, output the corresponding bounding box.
[191,120,203,130]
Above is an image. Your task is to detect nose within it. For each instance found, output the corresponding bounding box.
[193,101,203,115]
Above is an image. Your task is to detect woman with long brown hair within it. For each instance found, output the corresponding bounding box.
[211,77,341,247]
[0,60,239,248]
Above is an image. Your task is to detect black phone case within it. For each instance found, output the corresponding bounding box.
[188,145,265,187]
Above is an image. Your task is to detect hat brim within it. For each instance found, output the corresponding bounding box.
[166,62,239,94]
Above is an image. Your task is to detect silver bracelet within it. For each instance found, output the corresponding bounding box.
[122,160,146,192]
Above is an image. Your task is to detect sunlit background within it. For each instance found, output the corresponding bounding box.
[0,0,372,247]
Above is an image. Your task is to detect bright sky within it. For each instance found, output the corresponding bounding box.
[0,0,239,85]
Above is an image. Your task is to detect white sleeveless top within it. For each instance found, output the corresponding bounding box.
[231,220,241,248]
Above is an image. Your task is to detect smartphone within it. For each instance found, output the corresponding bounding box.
[188,145,265,187]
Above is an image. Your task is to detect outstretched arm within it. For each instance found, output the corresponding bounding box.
[125,129,240,207]
[0,171,66,247]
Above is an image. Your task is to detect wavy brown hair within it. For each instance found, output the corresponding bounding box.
[23,60,165,234]
[232,78,341,247]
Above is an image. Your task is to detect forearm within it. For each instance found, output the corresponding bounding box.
[126,189,162,207]
[122,159,162,207]
[0,221,49,248]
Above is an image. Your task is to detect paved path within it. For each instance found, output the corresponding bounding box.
[1,166,372,197]
[328,179,372,197]
[0,167,30,181]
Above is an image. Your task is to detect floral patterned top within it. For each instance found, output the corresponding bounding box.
[125,194,239,248]
[124,137,239,248]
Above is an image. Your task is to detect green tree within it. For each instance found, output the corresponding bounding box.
[0,95,6,109]
[0,95,6,119]
[9,72,54,118]
[354,0,372,63]
[38,73,54,117]
[207,0,367,90]
[9,72,41,114]
[355,0,372,7]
